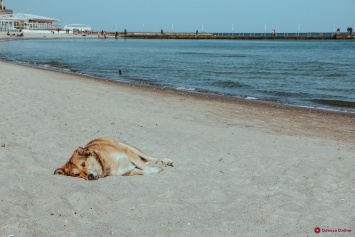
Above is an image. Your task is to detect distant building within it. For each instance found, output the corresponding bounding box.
[64,24,92,32]
[0,0,61,31]
[0,0,13,15]
[0,13,61,31]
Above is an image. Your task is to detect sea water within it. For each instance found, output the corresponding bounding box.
[0,38,354,112]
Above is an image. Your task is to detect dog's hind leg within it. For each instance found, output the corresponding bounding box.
[122,142,174,167]
[123,167,163,176]
[127,150,164,174]
[135,151,173,167]
[144,157,174,167]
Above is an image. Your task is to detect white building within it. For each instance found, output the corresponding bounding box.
[64,24,92,32]
[0,13,61,31]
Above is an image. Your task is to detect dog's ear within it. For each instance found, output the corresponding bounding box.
[77,147,85,155]
[83,150,92,158]
[54,168,67,176]
[77,147,92,158]
[93,150,106,175]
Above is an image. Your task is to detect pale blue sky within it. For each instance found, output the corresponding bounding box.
[7,0,355,33]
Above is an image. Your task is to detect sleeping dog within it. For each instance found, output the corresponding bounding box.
[54,137,173,180]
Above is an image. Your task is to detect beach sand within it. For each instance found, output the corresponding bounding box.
[0,31,99,40]
[0,60,354,236]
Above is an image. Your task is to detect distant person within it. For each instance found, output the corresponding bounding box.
[118,70,122,75]
[115,31,118,39]
[196,30,198,35]
[337,28,340,34]
[272,29,276,37]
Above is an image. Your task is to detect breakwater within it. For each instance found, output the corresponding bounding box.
[112,32,355,40]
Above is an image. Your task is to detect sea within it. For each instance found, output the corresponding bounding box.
[1,38,354,112]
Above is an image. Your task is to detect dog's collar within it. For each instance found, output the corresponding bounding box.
[94,152,105,176]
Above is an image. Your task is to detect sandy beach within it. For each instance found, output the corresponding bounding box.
[0,59,354,236]
[0,31,99,40]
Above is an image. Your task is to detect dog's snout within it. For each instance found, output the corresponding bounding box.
[88,173,95,180]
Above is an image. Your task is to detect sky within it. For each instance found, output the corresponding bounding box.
[6,0,355,33]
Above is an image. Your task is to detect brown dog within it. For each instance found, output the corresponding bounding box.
[54,137,173,180]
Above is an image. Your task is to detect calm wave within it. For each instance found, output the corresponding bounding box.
[0,38,354,112]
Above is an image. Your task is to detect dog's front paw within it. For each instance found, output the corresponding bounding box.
[162,158,174,167]
[154,158,174,167]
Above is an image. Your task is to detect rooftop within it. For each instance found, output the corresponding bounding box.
[0,13,58,22]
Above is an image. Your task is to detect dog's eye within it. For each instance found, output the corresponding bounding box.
[75,173,80,177]
[81,162,85,167]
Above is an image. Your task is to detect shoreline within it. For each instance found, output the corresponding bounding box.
[0,31,98,41]
[0,60,354,236]
[2,60,355,141]
[3,58,355,117]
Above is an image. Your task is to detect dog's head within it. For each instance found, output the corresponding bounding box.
[54,147,102,180]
